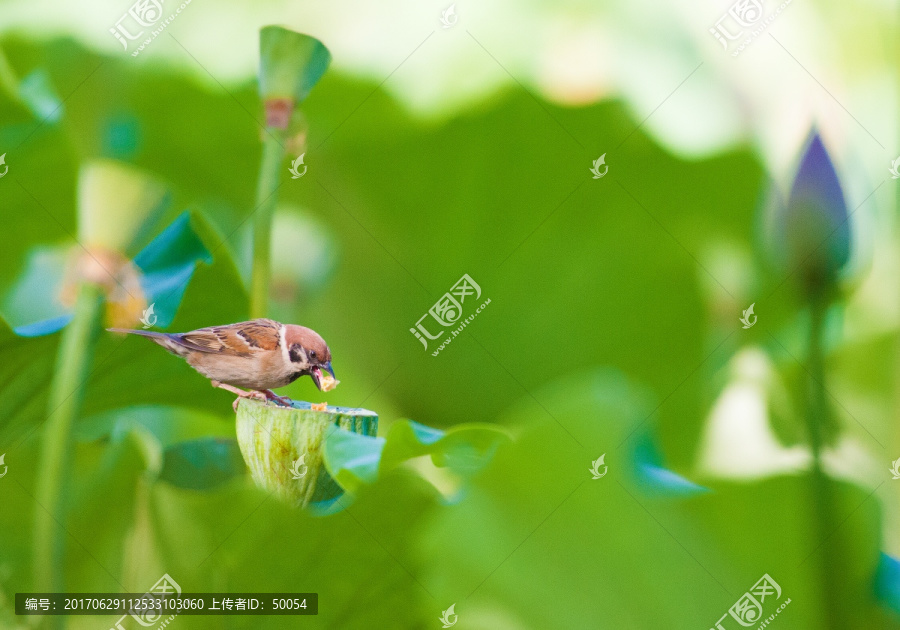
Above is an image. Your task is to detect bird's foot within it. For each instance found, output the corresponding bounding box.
[263,390,293,407]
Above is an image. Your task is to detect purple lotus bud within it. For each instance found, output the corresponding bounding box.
[773,132,850,291]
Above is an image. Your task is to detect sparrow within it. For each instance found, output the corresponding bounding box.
[108,318,337,411]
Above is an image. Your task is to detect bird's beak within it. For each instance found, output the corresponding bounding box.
[309,362,335,391]
[310,366,324,390]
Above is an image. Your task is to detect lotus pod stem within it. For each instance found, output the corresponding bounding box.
[34,282,104,602]
[250,27,330,317]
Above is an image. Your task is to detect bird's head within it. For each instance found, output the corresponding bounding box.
[284,325,335,390]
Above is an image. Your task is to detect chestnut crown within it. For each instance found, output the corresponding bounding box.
[284,324,331,366]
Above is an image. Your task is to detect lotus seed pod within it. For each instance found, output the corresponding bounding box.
[235,400,377,508]
[258,27,331,128]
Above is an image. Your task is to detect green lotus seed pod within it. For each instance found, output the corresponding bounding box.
[258,27,330,128]
[235,400,377,508]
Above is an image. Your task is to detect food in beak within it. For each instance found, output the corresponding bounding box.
[320,372,340,392]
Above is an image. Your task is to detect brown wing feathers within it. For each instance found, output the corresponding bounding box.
[231,319,281,350]
[108,319,281,356]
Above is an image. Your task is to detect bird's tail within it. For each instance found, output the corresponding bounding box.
[107,328,189,356]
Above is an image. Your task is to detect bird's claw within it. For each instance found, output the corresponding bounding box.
[263,390,293,407]
[231,390,266,412]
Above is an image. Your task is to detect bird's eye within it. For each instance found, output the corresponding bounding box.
[310,350,317,359]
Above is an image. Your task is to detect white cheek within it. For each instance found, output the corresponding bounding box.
[279,326,291,365]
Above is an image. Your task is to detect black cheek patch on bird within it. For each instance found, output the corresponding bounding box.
[289,344,305,363]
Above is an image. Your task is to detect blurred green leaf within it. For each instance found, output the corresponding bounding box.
[416,371,895,628]
[0,316,57,445]
[159,437,246,490]
[65,425,161,591]
[324,419,509,494]
[75,405,233,447]
[382,420,509,474]
[320,426,382,493]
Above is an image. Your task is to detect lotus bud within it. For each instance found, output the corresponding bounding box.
[771,132,850,294]
[235,400,378,508]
